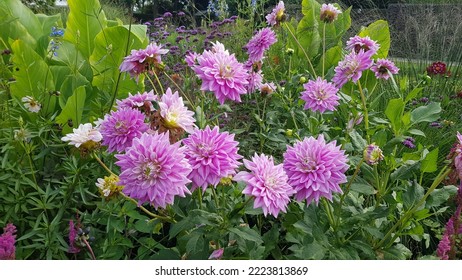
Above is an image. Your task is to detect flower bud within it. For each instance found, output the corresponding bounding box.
[363,143,384,165]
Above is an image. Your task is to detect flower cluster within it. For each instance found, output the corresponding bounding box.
[0,223,16,260]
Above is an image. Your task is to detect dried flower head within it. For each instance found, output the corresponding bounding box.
[21,96,41,113]
[96,174,123,198]
[320,3,342,23]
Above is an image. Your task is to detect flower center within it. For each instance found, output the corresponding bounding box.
[142,161,161,180]
[219,64,233,78]
[378,66,388,74]
[114,121,128,134]
[300,156,317,172]
[197,143,213,157]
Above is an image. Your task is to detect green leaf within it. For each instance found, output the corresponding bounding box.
[1,0,43,44]
[186,232,205,254]
[37,13,62,37]
[410,102,441,125]
[403,181,425,210]
[55,86,86,134]
[408,129,426,137]
[322,6,352,49]
[427,185,458,208]
[229,227,263,244]
[358,20,390,59]
[385,98,405,135]
[348,129,367,150]
[420,148,438,173]
[404,87,423,103]
[195,106,206,129]
[316,46,342,73]
[351,182,376,195]
[297,14,321,59]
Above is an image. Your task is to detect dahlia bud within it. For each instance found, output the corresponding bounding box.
[363,143,384,165]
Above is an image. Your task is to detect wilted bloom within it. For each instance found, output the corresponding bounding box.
[371,59,399,80]
[346,36,380,57]
[402,137,416,149]
[119,43,168,78]
[260,82,276,96]
[246,69,263,93]
[96,174,123,198]
[332,50,373,88]
[14,128,31,142]
[61,123,102,149]
[363,143,384,165]
[116,90,157,112]
[234,153,295,217]
[245,27,277,62]
[183,126,242,192]
[21,96,41,113]
[68,220,80,254]
[209,248,224,260]
[283,135,348,204]
[158,88,196,133]
[191,41,249,105]
[100,108,149,153]
[320,3,342,23]
[427,61,449,76]
[0,223,16,260]
[115,132,192,208]
[300,77,340,113]
[266,1,285,26]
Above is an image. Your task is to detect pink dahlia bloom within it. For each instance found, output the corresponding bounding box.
[346,36,380,57]
[300,77,339,113]
[119,43,168,78]
[208,248,224,260]
[116,90,158,112]
[100,108,149,153]
[192,42,249,105]
[455,132,462,180]
[158,88,196,133]
[332,50,373,88]
[370,59,399,80]
[246,69,263,93]
[115,132,192,208]
[283,135,349,204]
[183,126,242,192]
[234,153,295,217]
[245,27,277,63]
[320,3,342,23]
[0,223,16,260]
[61,123,102,148]
[185,51,199,67]
[266,1,285,26]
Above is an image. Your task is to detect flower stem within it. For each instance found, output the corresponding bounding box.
[92,152,116,176]
[164,73,195,108]
[152,71,164,94]
[284,22,317,77]
[322,22,326,78]
[82,239,96,260]
[146,74,160,96]
[121,193,176,223]
[357,80,369,143]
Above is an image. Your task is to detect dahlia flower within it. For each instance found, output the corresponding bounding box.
[183,126,242,192]
[300,77,340,113]
[455,132,462,180]
[320,3,342,23]
[246,69,263,93]
[0,223,16,260]
[158,88,196,133]
[260,82,276,96]
[332,50,373,88]
[21,96,41,113]
[363,143,384,165]
[245,27,277,62]
[100,108,149,153]
[115,132,192,208]
[209,248,224,260]
[96,174,123,198]
[427,61,449,76]
[61,123,102,148]
[234,153,295,217]
[283,135,348,204]
[119,42,168,78]
[191,42,249,105]
[266,1,285,26]
[346,36,380,57]
[116,90,157,112]
[370,59,399,80]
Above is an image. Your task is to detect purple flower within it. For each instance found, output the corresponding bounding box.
[246,69,263,93]
[234,153,295,217]
[209,248,224,259]
[158,88,196,133]
[300,77,340,113]
[68,220,80,254]
[100,108,149,153]
[178,11,186,17]
[115,132,192,208]
[191,42,249,105]
[0,223,16,260]
[119,43,169,78]
[320,3,342,23]
[455,132,462,181]
[183,126,242,192]
[116,90,158,112]
[266,1,285,26]
[371,59,399,80]
[437,233,451,260]
[430,122,442,128]
[163,12,172,18]
[346,36,380,57]
[283,135,348,204]
[245,27,277,62]
[402,137,416,149]
[332,50,373,88]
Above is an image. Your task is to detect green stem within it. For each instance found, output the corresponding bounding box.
[198,188,203,210]
[335,159,364,226]
[152,71,164,94]
[284,22,317,77]
[211,187,220,209]
[164,73,195,108]
[82,238,96,260]
[322,198,335,229]
[357,80,370,143]
[322,22,326,78]
[121,193,176,223]
[92,152,116,176]
[146,74,160,96]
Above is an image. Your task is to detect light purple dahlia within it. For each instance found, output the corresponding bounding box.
[283,135,349,204]
[245,27,277,63]
[332,50,373,88]
[234,153,295,217]
[183,126,242,192]
[346,35,380,57]
[100,108,149,153]
[455,132,462,181]
[266,1,285,26]
[0,223,16,260]
[320,3,342,23]
[116,90,158,112]
[192,42,249,105]
[158,88,196,133]
[119,42,168,78]
[115,132,192,208]
[300,77,339,113]
[370,59,399,80]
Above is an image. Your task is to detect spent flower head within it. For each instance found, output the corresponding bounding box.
[96,174,123,198]
[363,143,384,165]
[320,3,342,23]
[21,96,41,113]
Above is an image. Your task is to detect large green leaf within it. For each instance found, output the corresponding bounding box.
[385,98,404,135]
[358,20,390,59]
[322,6,351,49]
[420,148,439,173]
[37,13,62,36]
[410,102,441,125]
[55,86,87,134]
[296,14,321,59]
[316,45,342,74]
[1,0,43,42]
[0,3,37,49]
[64,0,107,58]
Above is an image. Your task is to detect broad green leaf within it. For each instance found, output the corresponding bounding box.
[403,181,425,210]
[64,0,107,58]
[351,183,376,195]
[195,106,206,129]
[316,46,342,74]
[55,86,86,134]
[420,148,438,173]
[348,129,367,150]
[358,20,390,59]
[229,227,263,244]
[322,6,351,49]
[408,129,426,137]
[410,102,441,125]
[37,13,62,36]
[385,98,404,135]
[297,14,321,59]
[1,0,43,43]
[301,0,321,16]
[404,87,423,103]
[427,185,458,208]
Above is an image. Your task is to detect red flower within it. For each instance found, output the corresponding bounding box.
[427,61,450,76]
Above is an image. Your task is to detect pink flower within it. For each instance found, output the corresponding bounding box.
[283,135,348,204]
[68,220,80,254]
[266,1,285,26]
[320,3,342,23]
[300,77,340,113]
[61,123,102,148]
[427,61,449,76]
[100,108,149,153]
[346,36,379,57]
[0,223,16,260]
[119,43,168,78]
[370,59,399,80]
[332,50,373,88]
[185,51,199,67]
[158,88,196,133]
[191,42,249,105]
[234,153,295,217]
[116,90,158,112]
[208,248,224,260]
[245,27,277,62]
[115,132,192,208]
[183,126,242,193]
[437,233,451,260]
[455,132,462,181]
[246,69,263,94]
